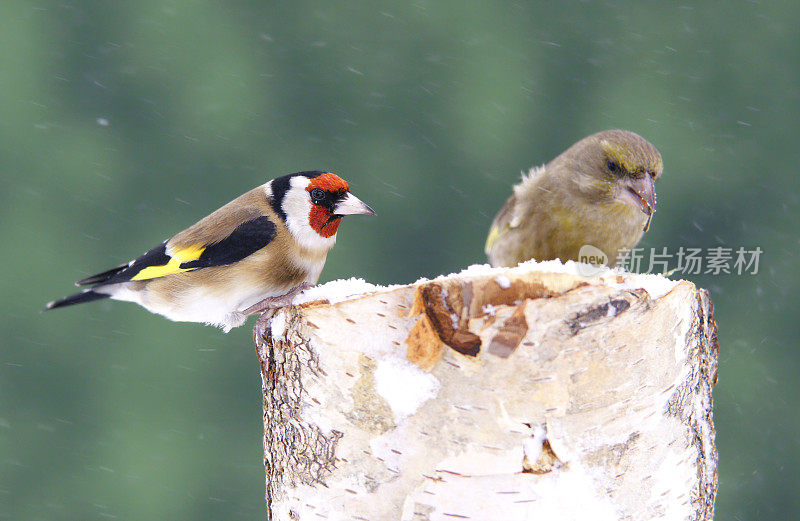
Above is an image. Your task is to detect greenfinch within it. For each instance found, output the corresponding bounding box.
[486,130,663,268]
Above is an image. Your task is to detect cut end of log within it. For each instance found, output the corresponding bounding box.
[259,260,718,520]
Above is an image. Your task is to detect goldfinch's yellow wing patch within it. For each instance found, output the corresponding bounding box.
[75,215,278,288]
[130,244,205,281]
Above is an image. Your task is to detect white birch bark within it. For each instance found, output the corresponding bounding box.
[256,263,718,521]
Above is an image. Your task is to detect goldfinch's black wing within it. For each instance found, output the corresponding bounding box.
[75,263,130,286]
[178,216,277,270]
[76,215,277,287]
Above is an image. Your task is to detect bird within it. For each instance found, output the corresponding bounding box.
[46,171,376,332]
[485,130,663,269]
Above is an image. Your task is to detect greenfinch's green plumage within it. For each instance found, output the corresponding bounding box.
[485,130,663,268]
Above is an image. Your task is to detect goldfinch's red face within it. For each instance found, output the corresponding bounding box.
[274,171,375,250]
[306,173,352,238]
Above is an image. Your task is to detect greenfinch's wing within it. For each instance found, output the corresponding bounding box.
[485,195,517,254]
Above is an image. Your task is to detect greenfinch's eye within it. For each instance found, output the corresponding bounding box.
[606,159,619,173]
[310,188,326,203]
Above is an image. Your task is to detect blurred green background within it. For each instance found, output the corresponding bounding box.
[2,1,797,519]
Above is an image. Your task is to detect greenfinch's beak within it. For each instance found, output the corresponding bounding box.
[334,193,377,216]
[620,175,656,232]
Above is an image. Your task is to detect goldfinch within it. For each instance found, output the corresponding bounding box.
[46,171,375,332]
[485,130,663,268]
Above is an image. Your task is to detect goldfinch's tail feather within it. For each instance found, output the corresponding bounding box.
[45,289,110,310]
[75,264,128,286]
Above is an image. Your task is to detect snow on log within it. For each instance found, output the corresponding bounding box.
[255,261,719,521]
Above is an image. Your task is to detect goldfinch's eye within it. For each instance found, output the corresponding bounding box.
[606,160,619,173]
[310,188,326,203]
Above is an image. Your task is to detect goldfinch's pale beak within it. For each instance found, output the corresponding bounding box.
[334,193,377,216]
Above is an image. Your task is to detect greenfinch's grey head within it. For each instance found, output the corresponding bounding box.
[556,129,662,228]
[485,130,663,268]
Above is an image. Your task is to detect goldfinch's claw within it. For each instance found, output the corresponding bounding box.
[244,282,314,316]
[248,283,315,344]
[253,309,277,344]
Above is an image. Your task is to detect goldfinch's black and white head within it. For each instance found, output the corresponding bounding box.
[270,171,376,250]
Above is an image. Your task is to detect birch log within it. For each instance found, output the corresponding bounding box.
[255,262,719,521]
